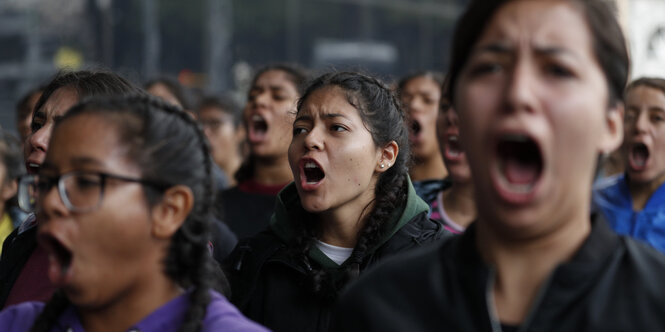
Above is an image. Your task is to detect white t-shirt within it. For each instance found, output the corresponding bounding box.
[315,240,354,265]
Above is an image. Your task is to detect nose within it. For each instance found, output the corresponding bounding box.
[252,91,270,109]
[304,127,323,151]
[633,110,649,134]
[28,125,50,154]
[445,108,459,127]
[504,62,537,114]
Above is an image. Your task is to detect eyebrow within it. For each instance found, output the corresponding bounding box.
[472,43,578,60]
[472,43,513,56]
[294,113,348,122]
[41,156,105,172]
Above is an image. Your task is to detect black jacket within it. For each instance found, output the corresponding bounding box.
[225,181,450,332]
[0,226,37,308]
[332,215,665,332]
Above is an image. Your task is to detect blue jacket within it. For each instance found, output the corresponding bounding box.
[593,174,665,252]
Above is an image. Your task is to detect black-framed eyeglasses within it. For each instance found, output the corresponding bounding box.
[18,171,165,213]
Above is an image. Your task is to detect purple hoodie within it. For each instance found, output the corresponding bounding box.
[0,290,269,332]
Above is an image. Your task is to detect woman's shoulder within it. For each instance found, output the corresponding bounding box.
[0,301,45,332]
[202,291,269,332]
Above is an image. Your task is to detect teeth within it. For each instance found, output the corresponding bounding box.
[304,162,318,169]
[448,150,460,157]
[29,163,40,168]
[252,115,263,122]
[448,135,458,142]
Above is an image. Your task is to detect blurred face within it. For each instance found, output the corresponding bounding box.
[623,86,665,185]
[402,76,442,160]
[245,70,299,159]
[199,106,240,168]
[25,87,79,175]
[289,86,383,214]
[37,114,158,308]
[437,103,471,182]
[455,0,622,236]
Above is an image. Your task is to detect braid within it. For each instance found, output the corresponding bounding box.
[291,72,412,301]
[29,291,70,332]
[159,99,215,332]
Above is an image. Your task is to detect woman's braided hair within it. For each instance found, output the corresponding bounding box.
[292,71,411,301]
[30,95,216,332]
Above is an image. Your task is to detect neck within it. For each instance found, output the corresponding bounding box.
[441,179,476,228]
[253,155,293,185]
[410,155,447,181]
[318,192,376,249]
[476,208,590,325]
[79,262,183,332]
[628,175,665,211]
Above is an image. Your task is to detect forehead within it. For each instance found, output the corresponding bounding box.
[404,76,439,91]
[478,0,592,56]
[47,114,132,170]
[38,87,79,119]
[300,86,359,115]
[626,86,665,105]
[254,70,296,89]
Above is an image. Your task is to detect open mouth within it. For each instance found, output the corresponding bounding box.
[411,120,422,136]
[494,134,543,199]
[629,143,649,171]
[26,162,40,175]
[39,233,73,286]
[249,114,268,142]
[303,160,325,184]
[445,135,463,160]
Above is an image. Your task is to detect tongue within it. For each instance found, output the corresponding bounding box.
[47,253,70,286]
[504,158,538,185]
[632,148,648,167]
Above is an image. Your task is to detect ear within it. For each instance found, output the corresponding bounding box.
[375,140,399,173]
[598,102,624,154]
[150,185,194,239]
[1,179,17,202]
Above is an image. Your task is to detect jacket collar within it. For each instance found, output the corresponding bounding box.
[269,177,429,269]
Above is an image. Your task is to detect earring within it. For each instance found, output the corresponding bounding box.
[380,163,385,169]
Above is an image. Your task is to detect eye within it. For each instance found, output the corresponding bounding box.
[30,114,45,133]
[274,94,288,101]
[468,62,503,77]
[293,127,308,136]
[331,124,347,132]
[624,110,638,122]
[73,174,102,190]
[651,114,665,122]
[544,63,574,78]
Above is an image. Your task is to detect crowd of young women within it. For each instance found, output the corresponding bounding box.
[2,0,665,331]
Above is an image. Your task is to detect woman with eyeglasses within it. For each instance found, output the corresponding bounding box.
[0,96,267,332]
[0,70,142,310]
